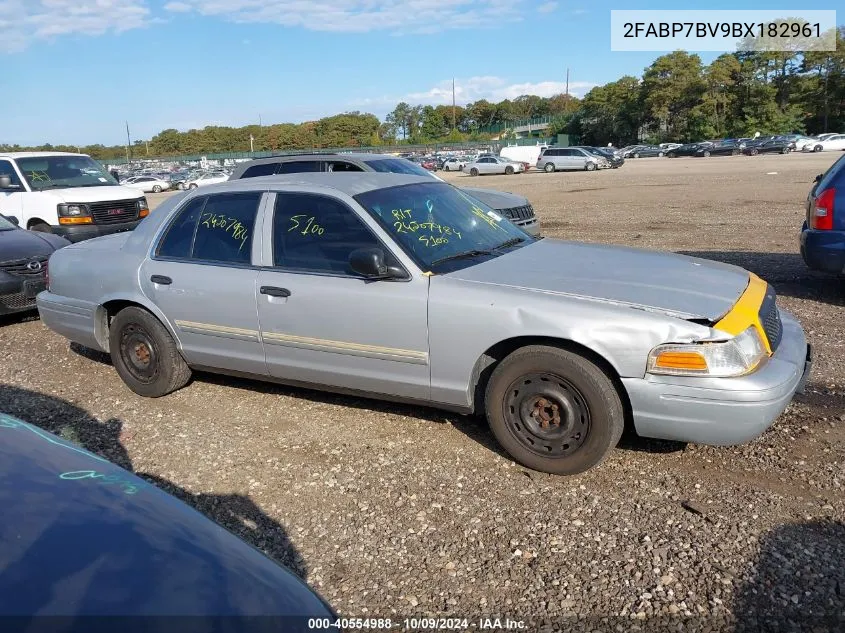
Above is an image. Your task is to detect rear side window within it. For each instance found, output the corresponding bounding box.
[239,163,278,179]
[277,161,322,174]
[156,193,261,264]
[326,161,364,172]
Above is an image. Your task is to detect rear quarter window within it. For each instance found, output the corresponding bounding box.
[239,163,278,179]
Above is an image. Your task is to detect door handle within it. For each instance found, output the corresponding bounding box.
[150,275,172,285]
[260,286,291,298]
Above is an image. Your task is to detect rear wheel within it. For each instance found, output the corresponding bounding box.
[544,163,555,173]
[632,153,639,159]
[505,165,514,175]
[658,152,664,157]
[703,150,711,157]
[781,147,789,154]
[814,145,823,152]
[484,345,625,475]
[443,165,450,171]
[667,152,676,158]
[152,185,162,193]
[189,183,198,189]
[470,168,479,177]
[750,149,759,156]
[109,306,192,398]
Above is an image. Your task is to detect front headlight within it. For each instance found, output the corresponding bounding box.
[57,203,89,217]
[647,326,767,377]
[137,197,150,218]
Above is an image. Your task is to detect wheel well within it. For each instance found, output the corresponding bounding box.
[26,219,49,229]
[470,336,634,431]
[96,300,147,352]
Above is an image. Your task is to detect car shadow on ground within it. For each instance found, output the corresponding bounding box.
[732,520,845,632]
[0,383,308,579]
[678,250,844,304]
[69,342,688,466]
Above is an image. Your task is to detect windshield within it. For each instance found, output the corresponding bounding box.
[367,158,437,179]
[0,215,17,230]
[354,182,535,272]
[16,156,118,192]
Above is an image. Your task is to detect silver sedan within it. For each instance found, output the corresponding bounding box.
[464,156,526,176]
[37,173,810,475]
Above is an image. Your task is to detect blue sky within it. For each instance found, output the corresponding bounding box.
[2,0,835,146]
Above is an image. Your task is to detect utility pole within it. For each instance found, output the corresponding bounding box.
[145,140,149,156]
[125,121,132,163]
[259,114,262,127]
[565,68,570,111]
[250,134,255,153]
[452,78,456,131]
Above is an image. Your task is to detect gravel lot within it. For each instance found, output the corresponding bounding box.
[2,152,844,631]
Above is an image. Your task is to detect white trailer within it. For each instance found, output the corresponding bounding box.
[499,143,548,168]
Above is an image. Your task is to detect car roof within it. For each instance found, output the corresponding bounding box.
[0,151,89,159]
[198,172,439,197]
[234,152,398,168]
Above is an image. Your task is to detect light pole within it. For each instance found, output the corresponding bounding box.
[249,135,255,153]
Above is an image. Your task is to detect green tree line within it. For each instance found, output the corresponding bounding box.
[2,28,842,159]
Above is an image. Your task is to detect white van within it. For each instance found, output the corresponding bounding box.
[0,152,149,243]
[499,144,548,168]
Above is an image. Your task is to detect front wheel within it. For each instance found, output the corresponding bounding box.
[632,153,639,159]
[703,150,711,157]
[189,183,198,189]
[781,147,789,154]
[443,165,450,171]
[658,152,664,157]
[814,145,823,152]
[585,162,597,171]
[152,185,162,193]
[484,345,625,475]
[109,306,192,398]
[544,163,555,173]
[470,168,479,177]
[749,149,759,156]
[505,165,514,175]
[667,152,676,158]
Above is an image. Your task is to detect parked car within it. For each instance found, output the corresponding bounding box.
[185,171,230,189]
[0,152,149,242]
[228,153,539,235]
[624,145,664,158]
[743,138,795,155]
[122,175,172,193]
[500,145,547,168]
[38,173,811,476]
[666,143,711,157]
[804,134,845,153]
[0,214,69,315]
[800,153,844,275]
[695,142,743,157]
[464,156,526,176]
[442,157,467,171]
[578,146,625,168]
[0,409,335,624]
[536,147,608,172]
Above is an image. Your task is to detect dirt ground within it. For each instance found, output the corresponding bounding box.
[2,152,843,629]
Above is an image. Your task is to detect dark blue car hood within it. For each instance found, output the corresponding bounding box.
[0,413,333,624]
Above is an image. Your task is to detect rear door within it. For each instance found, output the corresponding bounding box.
[139,191,267,375]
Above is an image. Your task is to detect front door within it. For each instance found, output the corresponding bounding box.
[139,191,267,375]
[256,191,430,400]
[0,160,24,224]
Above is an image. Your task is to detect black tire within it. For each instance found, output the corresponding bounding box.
[29,222,52,233]
[632,153,639,159]
[750,149,759,156]
[109,306,191,398]
[544,162,555,173]
[152,185,162,193]
[470,168,479,177]
[443,165,450,171]
[505,165,514,175]
[703,150,711,157]
[484,345,624,475]
[781,147,789,154]
[585,162,597,171]
[814,145,823,153]
[189,183,198,189]
[667,152,676,158]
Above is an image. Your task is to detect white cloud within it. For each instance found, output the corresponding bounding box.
[395,76,597,106]
[538,1,558,14]
[163,0,522,34]
[0,0,151,52]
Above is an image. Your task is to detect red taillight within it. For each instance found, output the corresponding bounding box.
[811,188,835,230]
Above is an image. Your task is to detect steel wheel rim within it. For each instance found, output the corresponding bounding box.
[503,372,591,457]
[119,323,160,384]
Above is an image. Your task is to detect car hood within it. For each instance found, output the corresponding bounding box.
[459,187,529,209]
[33,185,144,204]
[447,238,751,321]
[0,228,68,261]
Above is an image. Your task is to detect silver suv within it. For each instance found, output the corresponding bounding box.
[229,153,540,236]
[536,147,608,173]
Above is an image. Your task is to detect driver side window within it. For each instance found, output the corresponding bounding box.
[0,160,22,187]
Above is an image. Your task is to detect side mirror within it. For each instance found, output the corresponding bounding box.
[0,175,20,190]
[813,173,823,183]
[349,248,404,279]
[4,215,19,225]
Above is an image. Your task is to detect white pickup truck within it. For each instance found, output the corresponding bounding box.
[0,152,149,243]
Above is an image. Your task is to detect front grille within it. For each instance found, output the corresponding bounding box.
[0,256,49,276]
[501,204,536,221]
[0,291,35,311]
[758,285,783,352]
[88,199,139,225]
